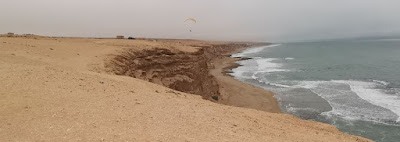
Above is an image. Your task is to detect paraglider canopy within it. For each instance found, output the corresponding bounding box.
[184,18,197,23]
[184,18,197,32]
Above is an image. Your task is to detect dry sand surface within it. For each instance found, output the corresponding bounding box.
[0,35,371,141]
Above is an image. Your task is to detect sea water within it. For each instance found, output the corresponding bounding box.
[231,39,400,142]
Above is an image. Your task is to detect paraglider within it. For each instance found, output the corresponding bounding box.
[184,18,197,32]
[184,18,197,23]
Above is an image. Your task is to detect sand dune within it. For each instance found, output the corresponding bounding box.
[0,35,371,141]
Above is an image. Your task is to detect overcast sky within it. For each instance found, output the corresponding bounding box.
[1,0,400,42]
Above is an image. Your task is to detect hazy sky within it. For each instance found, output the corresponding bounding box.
[1,0,400,42]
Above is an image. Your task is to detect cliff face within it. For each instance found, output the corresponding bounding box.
[107,48,219,100]
[106,43,253,100]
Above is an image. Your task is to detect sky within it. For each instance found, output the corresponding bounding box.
[1,0,400,42]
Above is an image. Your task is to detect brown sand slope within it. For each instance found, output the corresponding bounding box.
[0,36,371,141]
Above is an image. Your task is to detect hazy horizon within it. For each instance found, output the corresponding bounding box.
[2,0,400,42]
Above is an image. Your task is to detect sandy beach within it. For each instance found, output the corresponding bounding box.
[0,35,371,141]
[209,47,281,113]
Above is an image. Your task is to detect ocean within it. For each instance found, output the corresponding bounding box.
[231,39,400,142]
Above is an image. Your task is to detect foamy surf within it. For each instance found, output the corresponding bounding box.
[232,56,400,124]
[255,58,285,71]
[333,80,400,122]
[293,80,400,124]
[231,44,281,58]
[231,57,290,80]
[229,39,400,141]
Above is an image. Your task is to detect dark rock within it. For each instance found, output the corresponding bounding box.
[211,96,219,101]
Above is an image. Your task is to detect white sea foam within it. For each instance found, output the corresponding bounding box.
[232,57,290,80]
[255,58,281,71]
[249,71,291,88]
[333,80,400,122]
[294,80,400,123]
[233,56,400,123]
[231,44,281,58]
[267,82,292,88]
[372,80,390,86]
[286,106,320,114]
[230,59,259,79]
[285,57,295,60]
[231,55,400,123]
[254,58,291,73]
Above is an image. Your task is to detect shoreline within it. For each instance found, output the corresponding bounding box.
[0,35,372,141]
[210,46,281,113]
[106,42,282,113]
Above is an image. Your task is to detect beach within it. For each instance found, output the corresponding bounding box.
[209,47,281,113]
[0,35,371,141]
